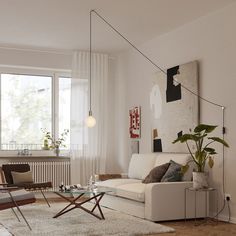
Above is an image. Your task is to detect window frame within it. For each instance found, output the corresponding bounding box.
[0,66,71,156]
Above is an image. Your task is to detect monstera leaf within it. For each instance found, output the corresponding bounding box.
[194,124,217,133]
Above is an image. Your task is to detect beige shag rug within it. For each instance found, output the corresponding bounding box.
[0,202,174,236]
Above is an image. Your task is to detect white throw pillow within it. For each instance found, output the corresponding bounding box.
[128,153,157,180]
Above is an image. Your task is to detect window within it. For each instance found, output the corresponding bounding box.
[59,77,71,147]
[0,70,71,151]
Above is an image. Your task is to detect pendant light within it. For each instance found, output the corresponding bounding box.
[86,10,96,128]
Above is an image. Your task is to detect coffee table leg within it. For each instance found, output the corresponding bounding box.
[53,192,107,220]
[91,193,105,219]
[53,192,84,218]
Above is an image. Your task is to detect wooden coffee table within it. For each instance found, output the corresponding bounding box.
[53,188,111,220]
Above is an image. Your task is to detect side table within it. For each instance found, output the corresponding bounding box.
[184,187,218,225]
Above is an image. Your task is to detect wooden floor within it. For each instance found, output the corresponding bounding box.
[1,199,235,236]
[153,220,235,236]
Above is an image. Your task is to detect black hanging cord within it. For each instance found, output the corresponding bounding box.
[90,9,228,219]
[91,10,224,108]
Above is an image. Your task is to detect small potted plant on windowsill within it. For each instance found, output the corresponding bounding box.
[173,124,229,189]
[42,129,69,156]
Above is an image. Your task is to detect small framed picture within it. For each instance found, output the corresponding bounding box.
[129,106,141,139]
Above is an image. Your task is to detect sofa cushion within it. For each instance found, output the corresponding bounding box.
[128,153,157,180]
[161,160,182,182]
[142,162,170,183]
[154,153,192,181]
[116,183,146,203]
[96,178,141,190]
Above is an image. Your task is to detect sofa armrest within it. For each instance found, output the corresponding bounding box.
[97,174,122,181]
[145,181,193,221]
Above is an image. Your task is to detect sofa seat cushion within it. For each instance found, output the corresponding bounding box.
[116,183,146,203]
[96,178,141,189]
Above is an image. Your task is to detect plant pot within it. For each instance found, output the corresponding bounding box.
[192,172,208,189]
[55,147,60,157]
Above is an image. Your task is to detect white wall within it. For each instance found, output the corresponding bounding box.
[0,47,72,70]
[112,2,236,222]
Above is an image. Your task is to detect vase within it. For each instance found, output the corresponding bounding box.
[55,147,60,157]
[192,172,209,189]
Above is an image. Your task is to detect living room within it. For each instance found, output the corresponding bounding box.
[0,0,235,235]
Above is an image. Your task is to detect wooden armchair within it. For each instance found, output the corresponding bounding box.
[2,164,52,207]
[0,184,36,230]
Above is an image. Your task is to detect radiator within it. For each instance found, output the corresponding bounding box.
[9,161,71,191]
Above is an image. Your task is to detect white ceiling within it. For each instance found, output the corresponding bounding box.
[0,0,234,53]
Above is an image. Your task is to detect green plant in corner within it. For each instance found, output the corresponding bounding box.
[173,124,229,173]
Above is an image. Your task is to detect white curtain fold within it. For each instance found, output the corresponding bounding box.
[70,51,108,185]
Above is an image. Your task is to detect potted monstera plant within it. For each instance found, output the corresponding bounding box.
[173,124,229,189]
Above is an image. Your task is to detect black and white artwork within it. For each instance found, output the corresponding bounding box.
[150,61,199,152]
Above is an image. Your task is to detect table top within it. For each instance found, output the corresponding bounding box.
[54,186,113,195]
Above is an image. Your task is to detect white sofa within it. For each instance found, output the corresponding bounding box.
[97,153,207,221]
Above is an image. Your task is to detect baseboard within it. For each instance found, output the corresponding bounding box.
[210,211,236,224]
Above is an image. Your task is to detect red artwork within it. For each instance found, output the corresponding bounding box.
[129,106,141,138]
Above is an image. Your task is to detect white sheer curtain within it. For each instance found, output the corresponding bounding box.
[70,51,108,185]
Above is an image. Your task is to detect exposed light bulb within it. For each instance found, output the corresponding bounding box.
[86,115,96,128]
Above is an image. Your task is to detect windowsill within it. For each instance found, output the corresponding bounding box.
[0,150,71,159]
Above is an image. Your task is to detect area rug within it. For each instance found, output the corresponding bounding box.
[0,203,174,236]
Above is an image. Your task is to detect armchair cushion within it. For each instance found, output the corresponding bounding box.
[11,171,33,184]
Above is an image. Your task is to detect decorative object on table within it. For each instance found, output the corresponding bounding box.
[150,61,199,152]
[59,182,65,192]
[88,175,97,190]
[59,183,84,192]
[129,106,141,138]
[41,128,69,156]
[173,124,229,189]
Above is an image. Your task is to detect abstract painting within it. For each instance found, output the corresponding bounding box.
[150,61,199,152]
[129,106,141,139]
